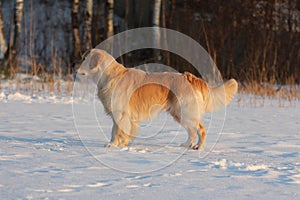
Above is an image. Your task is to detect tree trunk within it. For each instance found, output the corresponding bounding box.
[72,0,81,60]
[83,0,93,51]
[161,0,170,66]
[92,0,102,46]
[0,1,7,60]
[106,0,114,38]
[153,0,161,27]
[10,0,23,74]
[152,0,161,61]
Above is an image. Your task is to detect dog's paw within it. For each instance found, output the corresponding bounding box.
[104,143,115,148]
[191,144,204,150]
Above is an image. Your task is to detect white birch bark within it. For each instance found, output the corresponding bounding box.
[152,0,161,60]
[11,0,23,55]
[106,0,114,38]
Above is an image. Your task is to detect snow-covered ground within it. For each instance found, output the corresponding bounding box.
[0,89,299,199]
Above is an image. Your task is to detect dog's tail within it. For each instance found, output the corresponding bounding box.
[205,79,238,112]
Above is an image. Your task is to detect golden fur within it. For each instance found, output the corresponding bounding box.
[77,49,238,150]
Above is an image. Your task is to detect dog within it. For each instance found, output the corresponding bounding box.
[77,49,238,150]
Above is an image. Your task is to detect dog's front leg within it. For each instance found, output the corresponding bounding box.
[105,119,131,148]
[105,121,118,147]
[105,120,118,147]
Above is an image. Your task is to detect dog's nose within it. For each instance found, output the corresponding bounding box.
[78,72,87,76]
[76,67,88,76]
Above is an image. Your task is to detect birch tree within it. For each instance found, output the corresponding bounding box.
[152,0,161,61]
[10,0,23,71]
[161,0,170,65]
[72,0,81,60]
[153,0,161,27]
[0,1,7,60]
[106,0,114,38]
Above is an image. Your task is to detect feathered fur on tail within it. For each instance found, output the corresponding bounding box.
[205,79,238,112]
[183,72,238,112]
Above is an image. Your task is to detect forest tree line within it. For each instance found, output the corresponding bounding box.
[0,0,299,86]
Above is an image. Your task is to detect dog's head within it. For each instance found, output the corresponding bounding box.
[77,49,115,82]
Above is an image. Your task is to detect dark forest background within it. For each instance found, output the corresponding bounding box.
[0,0,299,96]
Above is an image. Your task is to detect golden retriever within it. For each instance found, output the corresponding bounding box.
[77,49,238,150]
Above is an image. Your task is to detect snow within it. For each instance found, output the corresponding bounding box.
[0,88,299,199]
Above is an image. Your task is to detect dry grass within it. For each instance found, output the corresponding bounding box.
[238,79,299,107]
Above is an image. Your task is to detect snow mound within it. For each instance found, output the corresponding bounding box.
[213,159,268,172]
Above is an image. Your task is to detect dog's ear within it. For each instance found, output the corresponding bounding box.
[89,53,100,69]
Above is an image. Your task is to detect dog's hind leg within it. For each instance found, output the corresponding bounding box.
[171,111,197,148]
[180,126,197,148]
[192,122,206,150]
